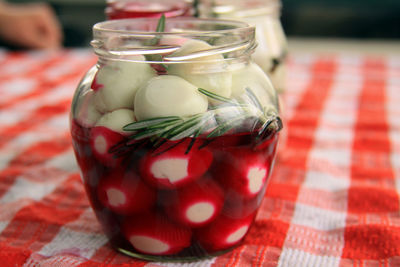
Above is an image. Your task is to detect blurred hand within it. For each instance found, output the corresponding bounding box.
[0,2,63,49]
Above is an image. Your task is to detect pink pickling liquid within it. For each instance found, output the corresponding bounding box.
[71,119,278,259]
[106,1,191,20]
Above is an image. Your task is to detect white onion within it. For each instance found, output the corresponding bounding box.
[167,40,232,99]
[94,57,156,112]
[231,63,276,108]
[96,108,135,134]
[75,90,101,127]
[134,75,208,120]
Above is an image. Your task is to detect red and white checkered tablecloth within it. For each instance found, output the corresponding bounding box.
[0,48,399,267]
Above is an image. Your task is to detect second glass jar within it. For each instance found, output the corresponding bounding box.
[70,17,282,261]
[199,0,288,93]
[106,0,193,19]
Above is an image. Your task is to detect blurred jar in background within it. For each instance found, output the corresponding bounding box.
[198,0,287,93]
[106,0,193,20]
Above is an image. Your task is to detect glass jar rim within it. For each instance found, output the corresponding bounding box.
[92,17,256,64]
[93,17,254,36]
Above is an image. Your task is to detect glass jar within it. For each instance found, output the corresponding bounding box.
[106,0,192,20]
[70,17,282,261]
[199,0,287,93]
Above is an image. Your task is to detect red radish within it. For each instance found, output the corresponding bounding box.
[75,90,102,128]
[163,178,224,227]
[123,212,192,255]
[97,169,156,215]
[90,126,125,167]
[195,213,255,251]
[222,185,267,219]
[71,119,95,173]
[209,132,253,149]
[140,139,213,189]
[71,119,90,143]
[73,144,91,175]
[213,147,269,199]
[254,132,279,154]
[95,208,121,238]
[74,145,98,187]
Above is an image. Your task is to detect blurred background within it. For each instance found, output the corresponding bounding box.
[3,0,400,47]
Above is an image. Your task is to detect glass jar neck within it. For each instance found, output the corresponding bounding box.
[91,18,256,64]
[199,0,282,19]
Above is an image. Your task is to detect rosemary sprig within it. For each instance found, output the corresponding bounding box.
[145,14,165,47]
[115,87,281,156]
[200,87,281,136]
[167,112,215,141]
[144,14,169,70]
[124,88,280,141]
[165,114,203,137]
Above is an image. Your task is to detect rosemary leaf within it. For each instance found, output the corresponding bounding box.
[198,88,237,104]
[185,138,197,154]
[145,14,166,46]
[164,114,203,138]
[108,139,128,154]
[153,138,168,149]
[184,123,208,154]
[169,119,204,141]
[144,14,168,70]
[147,119,183,130]
[169,112,216,142]
[156,14,166,32]
[123,116,181,131]
[130,124,176,140]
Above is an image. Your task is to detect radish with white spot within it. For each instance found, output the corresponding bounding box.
[163,178,224,227]
[95,108,135,134]
[140,139,213,189]
[90,126,125,167]
[134,75,208,121]
[123,213,192,255]
[97,169,156,215]
[195,213,255,251]
[214,147,269,199]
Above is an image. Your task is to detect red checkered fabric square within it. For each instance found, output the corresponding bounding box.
[0,50,399,266]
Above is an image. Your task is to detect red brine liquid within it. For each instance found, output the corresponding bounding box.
[71,119,278,259]
[106,0,191,20]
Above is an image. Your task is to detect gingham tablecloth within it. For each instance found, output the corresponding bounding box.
[0,48,399,267]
